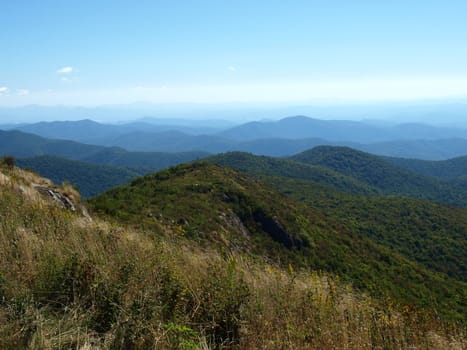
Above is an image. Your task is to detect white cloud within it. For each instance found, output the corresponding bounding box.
[227,66,236,72]
[0,87,9,95]
[17,89,30,96]
[57,66,73,74]
[61,77,71,82]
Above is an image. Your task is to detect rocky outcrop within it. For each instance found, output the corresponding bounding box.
[1,167,92,221]
[220,212,251,238]
[34,185,92,220]
[253,210,307,249]
[35,186,76,211]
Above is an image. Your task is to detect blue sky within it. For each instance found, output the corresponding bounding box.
[1,0,467,106]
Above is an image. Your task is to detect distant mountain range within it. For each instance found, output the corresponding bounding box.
[3,116,467,159]
[0,129,208,171]
[6,123,466,204]
[9,115,467,143]
[220,116,384,141]
[8,118,221,144]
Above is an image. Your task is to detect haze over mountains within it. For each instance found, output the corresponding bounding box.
[3,114,467,159]
[1,101,467,126]
[3,109,467,202]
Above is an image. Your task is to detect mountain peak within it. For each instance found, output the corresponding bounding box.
[280,115,314,122]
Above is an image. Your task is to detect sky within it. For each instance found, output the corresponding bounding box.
[1,0,467,107]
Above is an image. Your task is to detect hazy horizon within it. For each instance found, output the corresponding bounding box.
[1,99,467,127]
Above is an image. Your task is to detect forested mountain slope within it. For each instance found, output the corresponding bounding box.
[90,162,466,321]
[290,146,467,206]
[386,155,467,179]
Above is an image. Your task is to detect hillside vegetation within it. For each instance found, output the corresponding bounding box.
[208,149,467,207]
[207,151,467,279]
[290,146,467,206]
[207,152,377,195]
[2,162,465,348]
[90,162,466,322]
[262,176,467,282]
[386,155,467,179]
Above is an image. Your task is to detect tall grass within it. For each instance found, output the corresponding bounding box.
[0,165,464,349]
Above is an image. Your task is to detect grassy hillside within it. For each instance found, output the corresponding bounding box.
[2,163,465,348]
[90,162,466,322]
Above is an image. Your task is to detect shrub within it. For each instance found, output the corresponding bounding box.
[2,156,15,168]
